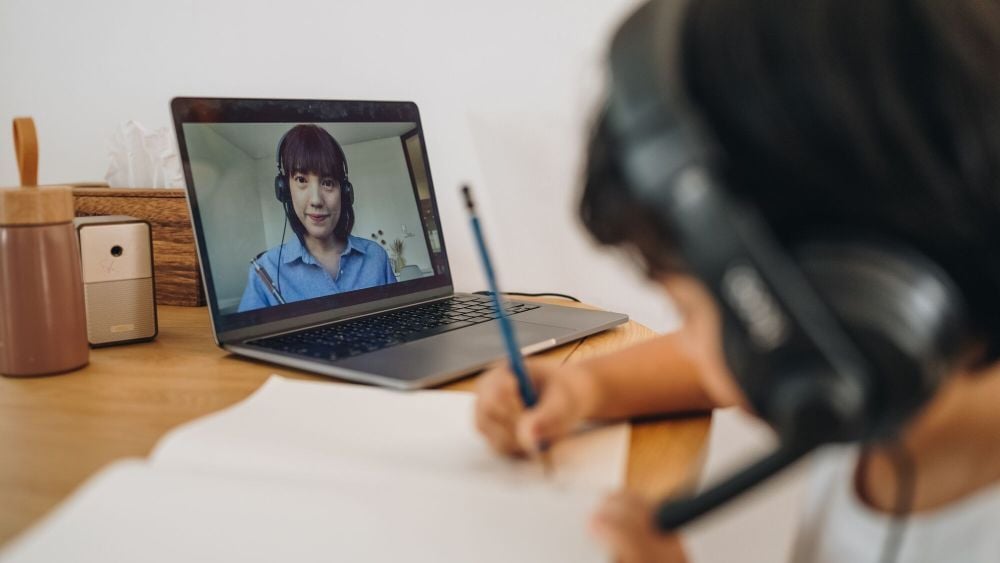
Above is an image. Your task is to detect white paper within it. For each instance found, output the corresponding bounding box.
[1,460,605,563]
[151,375,630,491]
[1,375,629,563]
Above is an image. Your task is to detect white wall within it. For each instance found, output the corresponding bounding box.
[345,137,432,275]
[183,125,262,309]
[0,0,680,332]
[254,156,287,249]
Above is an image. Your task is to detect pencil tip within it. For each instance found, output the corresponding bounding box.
[461,185,474,211]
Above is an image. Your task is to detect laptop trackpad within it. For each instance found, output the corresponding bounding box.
[332,320,570,384]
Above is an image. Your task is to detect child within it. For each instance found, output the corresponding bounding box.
[475,1,1000,561]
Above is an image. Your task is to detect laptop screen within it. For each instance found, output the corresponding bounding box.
[172,99,452,335]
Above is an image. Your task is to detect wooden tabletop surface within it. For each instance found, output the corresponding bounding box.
[0,299,710,546]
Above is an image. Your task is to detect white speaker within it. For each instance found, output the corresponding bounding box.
[74,216,158,346]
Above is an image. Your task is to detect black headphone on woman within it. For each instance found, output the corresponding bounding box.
[588,0,970,530]
[274,124,355,223]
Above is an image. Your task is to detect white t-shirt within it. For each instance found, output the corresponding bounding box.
[682,409,1000,563]
[791,446,1000,563]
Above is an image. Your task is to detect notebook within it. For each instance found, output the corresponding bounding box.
[0,375,630,563]
[171,97,627,390]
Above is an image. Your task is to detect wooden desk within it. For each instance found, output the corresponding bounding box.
[0,301,710,546]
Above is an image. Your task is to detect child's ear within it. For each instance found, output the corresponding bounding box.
[957,342,994,379]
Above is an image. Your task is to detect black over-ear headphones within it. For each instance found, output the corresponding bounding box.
[589,0,969,530]
[274,125,355,209]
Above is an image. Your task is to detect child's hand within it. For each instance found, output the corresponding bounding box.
[591,492,688,563]
[474,359,597,456]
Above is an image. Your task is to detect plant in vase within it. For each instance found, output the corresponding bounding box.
[370,230,406,274]
[388,238,406,274]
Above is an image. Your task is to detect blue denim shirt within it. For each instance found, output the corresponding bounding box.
[237,234,396,312]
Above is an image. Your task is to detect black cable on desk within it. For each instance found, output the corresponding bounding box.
[473,290,582,303]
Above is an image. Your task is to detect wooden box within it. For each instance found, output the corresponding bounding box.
[73,188,205,307]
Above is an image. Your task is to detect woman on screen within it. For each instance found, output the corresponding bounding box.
[238,124,395,312]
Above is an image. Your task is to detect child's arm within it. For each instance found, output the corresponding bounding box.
[582,332,721,420]
[475,332,724,455]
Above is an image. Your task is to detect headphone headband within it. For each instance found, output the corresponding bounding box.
[275,125,350,182]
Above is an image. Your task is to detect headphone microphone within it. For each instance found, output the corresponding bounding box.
[590,0,969,531]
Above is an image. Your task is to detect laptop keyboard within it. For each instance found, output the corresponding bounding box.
[247,295,541,362]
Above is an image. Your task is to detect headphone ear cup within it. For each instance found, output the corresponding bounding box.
[275,175,289,203]
[342,180,354,206]
[794,240,967,439]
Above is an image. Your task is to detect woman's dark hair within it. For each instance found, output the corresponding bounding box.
[279,124,354,241]
[580,0,1000,364]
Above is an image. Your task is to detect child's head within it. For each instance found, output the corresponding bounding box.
[277,124,354,243]
[581,0,1000,387]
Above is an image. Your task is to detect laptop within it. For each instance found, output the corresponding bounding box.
[171,97,628,389]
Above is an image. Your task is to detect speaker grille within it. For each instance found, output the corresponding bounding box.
[84,277,157,345]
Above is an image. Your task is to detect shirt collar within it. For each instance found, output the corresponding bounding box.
[281,235,366,266]
[343,235,368,257]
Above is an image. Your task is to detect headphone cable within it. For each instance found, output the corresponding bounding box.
[878,442,916,563]
[275,216,288,299]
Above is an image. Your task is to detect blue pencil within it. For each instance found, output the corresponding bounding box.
[461,185,538,408]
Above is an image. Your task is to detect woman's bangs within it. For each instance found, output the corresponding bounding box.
[282,128,342,180]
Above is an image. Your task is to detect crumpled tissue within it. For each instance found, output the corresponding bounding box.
[105,121,185,188]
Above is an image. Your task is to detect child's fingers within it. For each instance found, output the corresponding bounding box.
[475,369,525,427]
[590,495,648,563]
[474,410,523,455]
[478,389,522,427]
[593,492,649,532]
[476,368,523,410]
[474,371,527,455]
[516,382,577,452]
[475,362,569,454]
[590,493,685,563]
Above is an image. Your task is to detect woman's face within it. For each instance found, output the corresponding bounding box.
[659,273,749,409]
[289,170,342,242]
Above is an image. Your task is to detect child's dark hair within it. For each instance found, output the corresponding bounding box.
[580,0,1000,364]
[279,124,354,241]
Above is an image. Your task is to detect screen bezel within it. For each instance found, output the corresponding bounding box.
[171,97,454,341]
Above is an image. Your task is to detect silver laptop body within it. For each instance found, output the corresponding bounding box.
[172,97,627,389]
